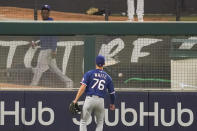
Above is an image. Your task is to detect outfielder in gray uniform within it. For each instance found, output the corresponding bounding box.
[30,5,73,88]
[127,0,144,22]
[73,55,116,131]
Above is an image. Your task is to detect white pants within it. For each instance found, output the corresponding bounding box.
[127,0,144,20]
[80,95,105,131]
[30,49,73,88]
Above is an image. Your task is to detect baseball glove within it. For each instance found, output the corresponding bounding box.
[86,7,99,15]
[69,102,81,115]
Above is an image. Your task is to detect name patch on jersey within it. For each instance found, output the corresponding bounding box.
[94,73,107,79]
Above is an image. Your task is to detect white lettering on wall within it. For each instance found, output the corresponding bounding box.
[0,101,54,126]
[179,37,197,49]
[72,102,194,127]
[57,41,84,75]
[99,38,124,66]
[131,38,162,62]
[0,41,29,68]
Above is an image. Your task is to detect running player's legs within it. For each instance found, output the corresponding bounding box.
[48,51,73,88]
[94,98,104,131]
[30,50,49,86]
[80,96,94,131]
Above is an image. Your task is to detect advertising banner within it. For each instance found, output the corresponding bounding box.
[0,91,196,131]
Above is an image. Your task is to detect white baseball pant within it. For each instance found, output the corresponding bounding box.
[80,95,105,131]
[30,49,73,88]
[127,0,144,20]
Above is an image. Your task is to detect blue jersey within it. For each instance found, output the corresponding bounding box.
[80,69,115,98]
[40,17,57,51]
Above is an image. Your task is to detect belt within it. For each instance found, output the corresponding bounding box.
[87,95,103,98]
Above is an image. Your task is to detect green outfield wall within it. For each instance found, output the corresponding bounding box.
[0,22,197,88]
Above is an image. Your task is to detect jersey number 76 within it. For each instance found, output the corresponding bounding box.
[91,78,105,90]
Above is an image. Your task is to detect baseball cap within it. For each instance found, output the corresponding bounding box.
[41,5,51,11]
[96,55,105,67]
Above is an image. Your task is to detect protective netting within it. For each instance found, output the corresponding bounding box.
[1,35,197,89]
[0,0,116,21]
[1,0,197,21]
[0,36,84,88]
[95,36,197,89]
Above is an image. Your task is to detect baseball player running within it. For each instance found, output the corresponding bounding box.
[127,0,144,22]
[73,55,116,131]
[30,5,73,88]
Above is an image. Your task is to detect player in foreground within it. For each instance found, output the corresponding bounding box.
[71,55,116,131]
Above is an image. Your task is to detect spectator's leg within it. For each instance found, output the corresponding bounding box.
[127,0,135,21]
[137,0,144,22]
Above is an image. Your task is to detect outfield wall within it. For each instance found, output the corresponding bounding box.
[1,35,197,88]
[0,91,196,131]
[0,22,197,88]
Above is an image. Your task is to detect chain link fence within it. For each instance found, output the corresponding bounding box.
[1,35,197,89]
[0,0,197,21]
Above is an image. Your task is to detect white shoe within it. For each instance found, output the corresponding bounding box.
[138,17,144,22]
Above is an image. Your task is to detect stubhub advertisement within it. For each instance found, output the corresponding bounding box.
[0,91,196,131]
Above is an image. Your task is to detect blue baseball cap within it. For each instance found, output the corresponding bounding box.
[96,55,105,67]
[41,5,51,11]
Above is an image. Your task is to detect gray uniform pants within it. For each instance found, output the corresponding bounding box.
[30,49,73,88]
[127,0,144,19]
[80,95,105,131]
